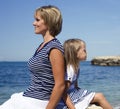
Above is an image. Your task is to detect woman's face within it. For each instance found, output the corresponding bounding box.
[77,42,87,61]
[33,13,48,35]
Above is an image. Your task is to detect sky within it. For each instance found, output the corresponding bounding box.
[0,0,120,61]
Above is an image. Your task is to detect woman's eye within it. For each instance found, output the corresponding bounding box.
[36,18,40,21]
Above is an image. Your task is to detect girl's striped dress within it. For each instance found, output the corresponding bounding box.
[56,65,95,109]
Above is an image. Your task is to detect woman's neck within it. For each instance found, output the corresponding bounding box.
[37,32,55,52]
[43,31,54,43]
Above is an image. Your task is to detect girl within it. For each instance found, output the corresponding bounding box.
[61,38,113,109]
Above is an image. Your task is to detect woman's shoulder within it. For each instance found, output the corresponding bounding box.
[47,38,64,53]
[49,38,62,46]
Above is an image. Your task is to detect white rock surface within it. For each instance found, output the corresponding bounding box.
[87,104,103,109]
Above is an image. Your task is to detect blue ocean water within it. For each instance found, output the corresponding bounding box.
[0,61,120,108]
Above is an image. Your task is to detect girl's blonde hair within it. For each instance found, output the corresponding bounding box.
[63,38,85,73]
[35,5,62,37]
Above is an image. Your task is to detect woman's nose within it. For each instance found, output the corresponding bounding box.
[33,21,36,26]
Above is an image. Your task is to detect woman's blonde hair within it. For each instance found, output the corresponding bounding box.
[35,5,62,37]
[63,38,85,73]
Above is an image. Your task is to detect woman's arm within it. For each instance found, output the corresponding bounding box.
[46,49,65,109]
[63,81,75,109]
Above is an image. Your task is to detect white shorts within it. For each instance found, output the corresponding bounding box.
[0,92,49,109]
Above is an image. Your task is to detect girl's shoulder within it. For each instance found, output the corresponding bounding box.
[67,65,76,76]
[66,65,77,82]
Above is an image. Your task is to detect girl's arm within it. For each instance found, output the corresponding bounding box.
[46,49,65,109]
[63,81,75,109]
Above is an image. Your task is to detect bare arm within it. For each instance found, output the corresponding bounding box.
[63,81,75,109]
[46,49,65,109]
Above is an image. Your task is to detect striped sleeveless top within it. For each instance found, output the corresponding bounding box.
[23,38,64,100]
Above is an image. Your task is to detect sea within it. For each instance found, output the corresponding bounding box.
[0,61,120,108]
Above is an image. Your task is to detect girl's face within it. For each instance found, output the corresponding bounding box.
[77,42,87,61]
[33,13,48,35]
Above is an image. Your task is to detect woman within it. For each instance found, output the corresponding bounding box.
[0,5,65,109]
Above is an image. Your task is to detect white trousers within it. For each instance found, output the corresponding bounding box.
[0,92,95,109]
[0,92,49,109]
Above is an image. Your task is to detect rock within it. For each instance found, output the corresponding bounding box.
[91,56,120,66]
[87,104,103,109]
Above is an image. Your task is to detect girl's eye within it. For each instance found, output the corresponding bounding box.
[84,49,86,53]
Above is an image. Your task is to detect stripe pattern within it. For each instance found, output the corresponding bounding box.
[56,66,95,109]
[23,38,64,100]
[68,88,93,104]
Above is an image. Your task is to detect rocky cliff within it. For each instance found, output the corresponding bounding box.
[91,56,120,66]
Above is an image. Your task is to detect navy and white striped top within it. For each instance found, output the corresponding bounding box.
[23,38,64,100]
